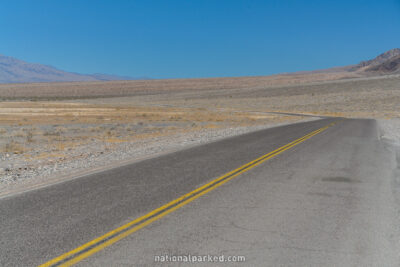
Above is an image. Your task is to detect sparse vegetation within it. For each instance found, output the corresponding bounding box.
[26,131,33,143]
[0,74,399,190]
[3,141,24,154]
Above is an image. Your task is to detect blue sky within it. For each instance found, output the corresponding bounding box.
[1,0,399,78]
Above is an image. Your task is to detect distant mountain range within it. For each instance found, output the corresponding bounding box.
[0,55,149,83]
[1,49,399,84]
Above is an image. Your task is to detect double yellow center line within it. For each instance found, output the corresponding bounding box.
[40,121,336,267]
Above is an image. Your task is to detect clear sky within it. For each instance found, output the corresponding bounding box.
[1,0,399,78]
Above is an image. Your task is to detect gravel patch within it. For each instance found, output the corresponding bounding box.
[379,119,400,146]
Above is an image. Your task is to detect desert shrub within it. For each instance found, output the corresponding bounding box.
[4,141,24,154]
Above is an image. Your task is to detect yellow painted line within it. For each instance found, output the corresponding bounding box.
[39,121,336,267]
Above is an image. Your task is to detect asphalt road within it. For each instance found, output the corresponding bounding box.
[1,118,399,266]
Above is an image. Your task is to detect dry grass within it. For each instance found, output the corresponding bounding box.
[0,100,288,160]
[0,102,275,126]
[3,141,25,154]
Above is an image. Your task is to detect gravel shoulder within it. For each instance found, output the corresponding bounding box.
[379,118,400,146]
[379,118,400,179]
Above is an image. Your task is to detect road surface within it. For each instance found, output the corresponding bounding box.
[0,118,399,266]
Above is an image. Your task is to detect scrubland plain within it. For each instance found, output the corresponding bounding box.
[0,73,399,193]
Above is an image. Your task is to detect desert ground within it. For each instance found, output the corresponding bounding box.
[0,73,399,193]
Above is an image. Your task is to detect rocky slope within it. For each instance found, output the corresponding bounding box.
[353,48,400,74]
[364,55,400,74]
